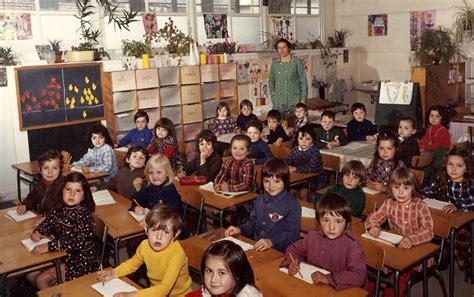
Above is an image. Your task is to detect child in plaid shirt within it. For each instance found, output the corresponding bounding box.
[365,167,434,297]
[287,124,326,200]
[424,147,474,270]
[366,131,404,192]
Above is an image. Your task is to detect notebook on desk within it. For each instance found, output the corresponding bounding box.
[214,237,254,251]
[279,262,330,284]
[128,208,150,222]
[6,209,37,222]
[93,190,116,206]
[21,238,51,252]
[362,231,403,246]
[91,278,137,297]
[199,182,249,198]
[423,199,451,210]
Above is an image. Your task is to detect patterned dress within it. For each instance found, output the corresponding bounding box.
[366,158,405,186]
[34,205,100,281]
[286,145,327,190]
[208,117,240,136]
[147,134,184,172]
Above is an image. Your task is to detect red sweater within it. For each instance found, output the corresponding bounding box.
[418,123,451,151]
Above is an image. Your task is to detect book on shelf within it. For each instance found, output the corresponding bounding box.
[279,262,330,284]
[6,209,37,222]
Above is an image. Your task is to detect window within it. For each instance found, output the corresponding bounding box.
[269,0,319,15]
[197,0,259,14]
[0,0,35,10]
[39,0,77,11]
[149,0,187,13]
[294,0,319,15]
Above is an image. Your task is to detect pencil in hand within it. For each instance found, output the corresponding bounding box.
[289,252,304,279]
[100,263,104,286]
[133,199,143,209]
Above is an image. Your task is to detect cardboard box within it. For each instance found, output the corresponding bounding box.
[221,98,237,116]
[113,91,136,113]
[111,71,136,91]
[200,64,219,82]
[137,88,160,109]
[202,82,219,100]
[220,80,236,98]
[181,85,202,104]
[180,65,201,85]
[183,123,203,142]
[202,99,217,119]
[115,112,136,132]
[182,103,203,124]
[160,86,181,106]
[161,105,181,124]
[158,67,179,86]
[174,124,183,143]
[135,69,159,89]
[145,107,160,126]
[219,63,237,80]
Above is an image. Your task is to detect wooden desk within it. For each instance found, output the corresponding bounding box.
[254,257,367,297]
[0,208,38,236]
[351,223,439,297]
[11,161,109,199]
[37,273,141,297]
[95,191,145,266]
[320,141,376,171]
[180,228,282,271]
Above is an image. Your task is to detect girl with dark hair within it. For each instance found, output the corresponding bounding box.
[186,240,262,297]
[419,105,451,151]
[208,101,240,137]
[147,117,184,172]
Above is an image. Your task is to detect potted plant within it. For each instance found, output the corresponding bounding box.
[152,17,193,57]
[49,39,63,63]
[415,27,465,65]
[0,46,16,66]
[207,39,239,55]
[328,29,351,48]
[122,39,150,58]
[452,0,474,42]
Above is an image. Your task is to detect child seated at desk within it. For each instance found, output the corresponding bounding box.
[327,160,366,217]
[236,99,259,131]
[95,146,147,200]
[186,240,262,297]
[208,101,240,137]
[30,172,100,289]
[366,131,404,192]
[264,109,290,145]
[315,110,348,150]
[117,110,153,149]
[246,120,272,165]
[424,148,474,270]
[418,105,451,151]
[287,124,326,200]
[225,158,301,252]
[287,102,309,138]
[69,124,118,181]
[281,193,366,290]
[147,117,184,172]
[397,117,420,168]
[365,167,434,297]
[17,150,64,216]
[347,102,376,141]
[97,204,192,297]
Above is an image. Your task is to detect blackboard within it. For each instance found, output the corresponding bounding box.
[16,63,104,130]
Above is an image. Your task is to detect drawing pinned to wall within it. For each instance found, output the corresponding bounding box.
[299,55,311,74]
[0,67,7,87]
[379,82,413,105]
[410,10,436,51]
[368,14,388,36]
[203,14,228,39]
[237,58,272,84]
[0,13,32,40]
[237,61,250,84]
[142,12,158,33]
[249,82,270,106]
[271,16,294,41]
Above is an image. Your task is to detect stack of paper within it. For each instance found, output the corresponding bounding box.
[362,187,381,195]
[301,207,316,218]
[128,208,150,222]
[198,182,248,198]
[279,262,330,284]
[6,209,37,222]
[423,199,451,210]
[362,231,403,246]
[93,190,116,206]
[21,238,51,252]
[214,237,254,251]
[91,278,138,297]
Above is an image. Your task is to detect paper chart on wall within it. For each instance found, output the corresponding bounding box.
[271,16,294,41]
[379,82,413,105]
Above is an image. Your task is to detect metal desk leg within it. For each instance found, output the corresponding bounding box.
[16,170,21,199]
[394,270,400,297]
[219,210,225,228]
[449,228,456,297]
[471,220,474,284]
[53,259,63,284]
[422,259,428,297]
[1,273,6,297]
[114,238,122,267]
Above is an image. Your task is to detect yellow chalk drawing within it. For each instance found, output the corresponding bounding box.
[80,96,85,104]
[92,83,96,90]
[66,97,70,105]
[74,86,79,93]
[68,84,73,91]
[85,76,89,84]
[82,110,87,118]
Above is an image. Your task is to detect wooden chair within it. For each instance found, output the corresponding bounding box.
[321,154,341,183]
[255,164,263,191]
[181,188,205,235]
[469,126,474,155]
[269,141,292,159]
[449,141,469,151]
[407,211,450,297]
[410,169,424,187]
[411,153,433,169]
[362,193,387,218]
[114,148,127,169]
[360,239,386,297]
[93,215,109,266]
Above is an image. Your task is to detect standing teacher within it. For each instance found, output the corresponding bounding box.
[269,38,308,109]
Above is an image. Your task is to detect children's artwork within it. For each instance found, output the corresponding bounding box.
[203,14,228,39]
[35,45,53,61]
[0,67,7,87]
[298,55,311,74]
[249,82,270,106]
[0,12,32,40]
[121,56,137,71]
[379,82,413,105]
[410,10,436,51]
[271,16,294,41]
[16,63,104,130]
[142,12,158,33]
[238,57,272,84]
[368,14,388,36]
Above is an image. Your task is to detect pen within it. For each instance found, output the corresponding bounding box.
[100,263,104,286]
[289,253,304,279]
[133,199,143,209]
[67,155,72,165]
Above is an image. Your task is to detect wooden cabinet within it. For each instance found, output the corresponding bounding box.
[411,62,465,122]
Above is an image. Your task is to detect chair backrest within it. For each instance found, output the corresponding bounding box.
[362,193,387,218]
[449,141,469,151]
[410,169,424,187]
[411,153,433,169]
[255,164,263,191]
[430,210,452,239]
[360,239,385,271]
[93,214,108,265]
[181,188,205,235]
[322,154,340,171]
[114,149,127,169]
[269,141,292,159]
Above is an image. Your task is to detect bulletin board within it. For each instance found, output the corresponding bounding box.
[15,63,105,131]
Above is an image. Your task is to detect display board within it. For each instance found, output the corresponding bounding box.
[16,63,104,130]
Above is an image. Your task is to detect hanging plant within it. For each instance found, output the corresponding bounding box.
[452,0,474,42]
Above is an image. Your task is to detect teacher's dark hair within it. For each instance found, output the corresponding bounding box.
[274,38,292,51]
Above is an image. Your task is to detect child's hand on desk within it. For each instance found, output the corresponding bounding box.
[113,292,137,297]
[398,237,413,249]
[254,239,272,251]
[289,166,297,173]
[97,267,115,283]
[367,181,385,192]
[134,206,145,215]
[442,203,457,213]
[288,261,300,276]
[329,139,340,149]
[225,226,241,237]
[90,186,98,192]
[368,226,381,238]
[30,231,42,242]
[311,271,329,285]
[81,166,90,174]
[31,243,48,254]
[16,204,26,215]
[220,182,230,192]
[133,177,144,191]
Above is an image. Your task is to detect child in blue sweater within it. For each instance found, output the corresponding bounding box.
[117,110,153,148]
[347,102,376,141]
[246,120,272,164]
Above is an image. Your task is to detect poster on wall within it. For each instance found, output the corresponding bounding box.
[142,12,158,33]
[271,16,294,41]
[237,57,272,85]
[368,14,388,36]
[410,10,436,51]
[203,14,228,39]
[379,82,414,105]
[0,12,32,40]
[249,82,270,106]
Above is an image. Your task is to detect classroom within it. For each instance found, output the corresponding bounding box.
[0,0,473,296]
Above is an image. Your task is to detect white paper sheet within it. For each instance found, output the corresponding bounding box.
[93,190,116,206]
[21,238,51,252]
[214,237,254,251]
[362,231,403,246]
[301,207,316,218]
[6,209,37,222]
[91,278,138,297]
[279,262,330,284]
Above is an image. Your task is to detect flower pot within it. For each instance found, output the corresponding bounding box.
[419,55,434,65]
[66,50,95,62]
[54,51,63,63]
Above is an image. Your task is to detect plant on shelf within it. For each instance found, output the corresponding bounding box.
[207,38,239,54]
[260,31,281,51]
[414,26,465,65]
[0,46,16,66]
[328,29,351,48]
[121,39,151,58]
[151,17,193,56]
[452,0,474,42]
[49,39,63,63]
